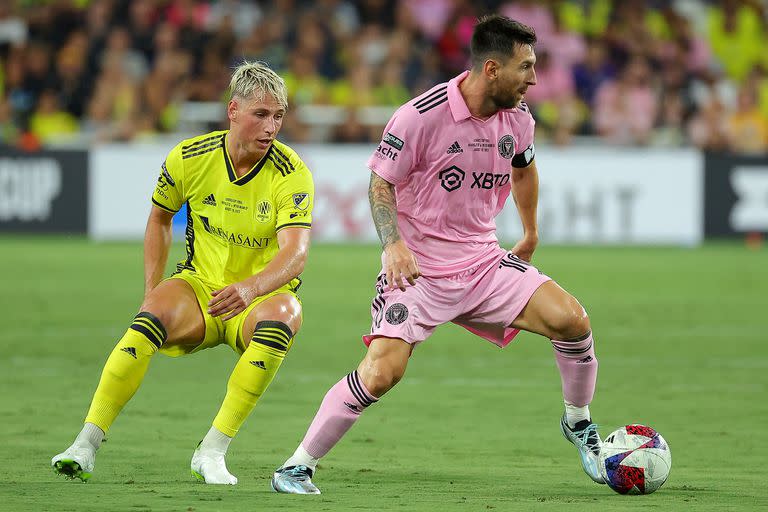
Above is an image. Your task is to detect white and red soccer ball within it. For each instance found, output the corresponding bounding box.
[599,424,672,495]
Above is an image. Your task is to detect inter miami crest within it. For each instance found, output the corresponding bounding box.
[498,134,515,159]
[385,303,409,325]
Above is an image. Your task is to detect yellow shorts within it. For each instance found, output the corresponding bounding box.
[159,270,300,357]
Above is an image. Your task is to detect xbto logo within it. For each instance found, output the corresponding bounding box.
[439,166,465,192]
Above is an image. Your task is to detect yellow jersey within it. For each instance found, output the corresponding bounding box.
[151,130,313,288]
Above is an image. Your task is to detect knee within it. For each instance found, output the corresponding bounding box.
[359,357,406,397]
[256,295,303,336]
[366,363,404,397]
[139,294,173,332]
[548,299,591,340]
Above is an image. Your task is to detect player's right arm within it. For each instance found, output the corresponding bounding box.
[143,206,174,297]
[145,146,186,297]
[369,171,419,291]
[367,105,424,291]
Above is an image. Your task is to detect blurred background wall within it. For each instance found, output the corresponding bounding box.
[0,0,766,242]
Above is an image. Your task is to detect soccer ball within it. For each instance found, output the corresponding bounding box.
[599,424,672,495]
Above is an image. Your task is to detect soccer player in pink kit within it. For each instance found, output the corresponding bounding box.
[272,15,604,494]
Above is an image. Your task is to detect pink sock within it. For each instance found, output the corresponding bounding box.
[551,331,598,407]
[301,371,378,458]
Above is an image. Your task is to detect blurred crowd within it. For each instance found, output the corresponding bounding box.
[1,0,767,154]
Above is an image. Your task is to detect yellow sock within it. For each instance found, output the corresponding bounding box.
[84,312,167,432]
[212,321,293,437]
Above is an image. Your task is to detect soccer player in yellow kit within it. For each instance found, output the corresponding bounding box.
[51,61,314,485]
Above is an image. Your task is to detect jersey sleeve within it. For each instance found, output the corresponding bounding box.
[151,143,185,213]
[366,105,424,185]
[274,161,314,232]
[511,106,536,169]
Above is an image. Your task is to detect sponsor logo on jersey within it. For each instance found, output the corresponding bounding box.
[375,143,399,161]
[383,132,404,150]
[200,216,270,249]
[202,193,217,206]
[385,303,409,325]
[160,161,175,186]
[498,134,516,159]
[470,172,510,189]
[446,141,463,154]
[438,166,465,192]
[292,193,310,210]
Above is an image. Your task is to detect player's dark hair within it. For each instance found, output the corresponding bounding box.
[470,15,537,69]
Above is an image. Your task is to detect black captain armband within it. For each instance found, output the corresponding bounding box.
[511,143,535,168]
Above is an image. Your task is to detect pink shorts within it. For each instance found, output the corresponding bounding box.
[363,247,552,348]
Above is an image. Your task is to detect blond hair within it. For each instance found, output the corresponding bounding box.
[229,61,288,109]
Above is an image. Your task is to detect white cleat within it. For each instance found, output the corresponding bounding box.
[560,414,606,484]
[52,444,95,482]
[271,465,321,494]
[190,447,238,485]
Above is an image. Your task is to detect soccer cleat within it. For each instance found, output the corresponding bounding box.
[52,444,95,482]
[560,414,606,484]
[190,446,238,485]
[271,465,321,494]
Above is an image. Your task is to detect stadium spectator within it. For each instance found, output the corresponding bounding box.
[205,0,262,39]
[329,63,376,107]
[556,0,612,38]
[0,2,27,55]
[0,96,19,146]
[54,33,91,118]
[572,37,616,132]
[330,107,375,143]
[373,58,411,107]
[500,0,555,41]
[687,95,730,152]
[725,82,768,155]
[706,0,765,83]
[593,55,658,145]
[541,7,587,70]
[523,49,584,145]
[282,50,329,105]
[29,88,80,144]
[0,0,765,147]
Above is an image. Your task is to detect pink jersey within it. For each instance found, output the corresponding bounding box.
[367,71,536,277]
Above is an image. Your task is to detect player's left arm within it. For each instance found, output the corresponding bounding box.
[209,158,313,320]
[208,227,310,320]
[509,158,539,262]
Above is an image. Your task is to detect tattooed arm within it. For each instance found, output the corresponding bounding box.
[369,171,420,290]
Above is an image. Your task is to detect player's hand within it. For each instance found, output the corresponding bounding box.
[383,239,420,291]
[208,282,258,321]
[510,235,538,262]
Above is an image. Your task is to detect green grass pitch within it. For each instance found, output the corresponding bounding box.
[0,238,766,511]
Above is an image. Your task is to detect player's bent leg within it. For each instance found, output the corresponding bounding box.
[511,280,604,484]
[193,294,301,485]
[272,337,411,494]
[53,279,205,481]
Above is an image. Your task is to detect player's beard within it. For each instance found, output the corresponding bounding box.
[492,91,520,110]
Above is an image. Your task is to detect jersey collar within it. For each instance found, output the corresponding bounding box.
[447,70,472,122]
[222,133,273,186]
